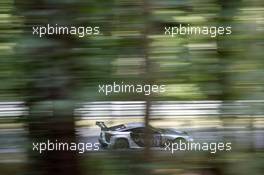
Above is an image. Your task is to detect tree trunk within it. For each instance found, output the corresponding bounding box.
[15,1,81,175]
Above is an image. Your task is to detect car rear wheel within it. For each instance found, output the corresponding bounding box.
[114,139,129,149]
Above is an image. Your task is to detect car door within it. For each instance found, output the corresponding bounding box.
[130,127,145,147]
[150,128,162,147]
[130,127,162,147]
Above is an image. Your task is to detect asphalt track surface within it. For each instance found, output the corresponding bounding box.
[1,127,263,153]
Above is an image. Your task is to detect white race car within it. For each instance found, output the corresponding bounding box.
[96,121,193,149]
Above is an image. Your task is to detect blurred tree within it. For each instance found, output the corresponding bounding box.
[142,0,152,161]
[15,1,82,175]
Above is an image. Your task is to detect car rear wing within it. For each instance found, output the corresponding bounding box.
[96,121,108,131]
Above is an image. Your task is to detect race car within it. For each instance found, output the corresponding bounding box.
[96,121,193,149]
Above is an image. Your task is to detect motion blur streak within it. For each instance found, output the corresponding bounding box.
[0,0,263,175]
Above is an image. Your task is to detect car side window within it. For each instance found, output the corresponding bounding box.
[131,127,145,134]
[131,127,160,134]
